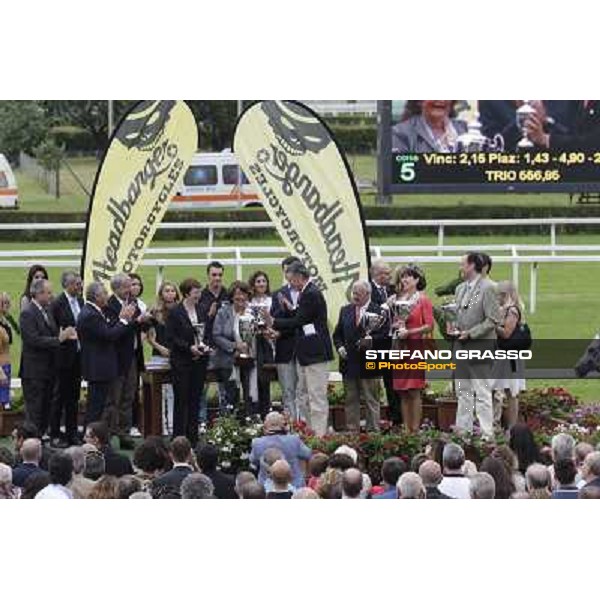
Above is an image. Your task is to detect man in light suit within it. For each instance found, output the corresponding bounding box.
[453,252,500,439]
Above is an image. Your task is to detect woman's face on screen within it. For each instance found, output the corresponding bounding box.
[421,100,452,122]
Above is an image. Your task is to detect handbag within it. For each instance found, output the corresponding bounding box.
[497,305,532,351]
[420,298,437,353]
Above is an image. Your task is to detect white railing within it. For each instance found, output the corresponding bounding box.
[2,217,600,314]
[1,217,599,251]
[1,250,598,315]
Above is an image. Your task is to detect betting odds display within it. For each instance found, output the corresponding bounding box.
[380,100,600,194]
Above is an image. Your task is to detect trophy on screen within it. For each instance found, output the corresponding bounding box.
[456,112,504,153]
[389,299,414,339]
[441,302,460,337]
[516,101,536,150]
[238,314,255,359]
[358,311,386,346]
[249,303,267,332]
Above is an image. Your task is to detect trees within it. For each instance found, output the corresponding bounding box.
[185,101,238,150]
[43,100,135,153]
[0,101,49,164]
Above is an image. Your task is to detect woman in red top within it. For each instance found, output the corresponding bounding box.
[390,265,434,432]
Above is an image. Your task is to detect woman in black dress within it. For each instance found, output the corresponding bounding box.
[165,278,209,446]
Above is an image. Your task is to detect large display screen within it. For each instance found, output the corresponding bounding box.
[378,100,600,194]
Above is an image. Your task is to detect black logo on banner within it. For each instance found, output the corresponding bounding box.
[115,101,176,151]
[261,101,331,156]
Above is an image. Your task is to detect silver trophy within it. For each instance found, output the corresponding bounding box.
[516,101,536,150]
[389,299,414,339]
[456,112,504,153]
[359,311,386,345]
[249,303,267,330]
[440,302,459,337]
[238,314,255,359]
[192,322,208,359]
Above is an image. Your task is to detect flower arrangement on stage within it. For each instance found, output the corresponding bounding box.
[203,385,600,480]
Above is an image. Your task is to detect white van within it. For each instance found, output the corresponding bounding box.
[0,153,18,209]
[170,150,261,210]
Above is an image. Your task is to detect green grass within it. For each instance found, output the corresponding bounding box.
[1,232,600,402]
[10,154,580,212]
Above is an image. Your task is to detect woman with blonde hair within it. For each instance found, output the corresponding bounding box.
[144,281,180,435]
[87,475,119,499]
[492,280,527,429]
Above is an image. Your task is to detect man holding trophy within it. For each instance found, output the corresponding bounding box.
[333,280,387,432]
[263,262,333,437]
[452,253,501,440]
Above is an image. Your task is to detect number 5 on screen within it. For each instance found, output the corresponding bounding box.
[400,161,416,182]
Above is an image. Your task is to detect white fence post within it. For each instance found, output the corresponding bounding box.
[437,224,444,256]
[235,248,242,280]
[156,265,165,293]
[550,223,556,256]
[530,262,538,314]
[511,246,519,289]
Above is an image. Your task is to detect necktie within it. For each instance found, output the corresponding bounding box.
[355,306,361,326]
[70,297,80,320]
[380,285,387,302]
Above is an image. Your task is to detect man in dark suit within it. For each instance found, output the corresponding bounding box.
[270,256,301,421]
[265,262,333,437]
[151,436,194,494]
[49,271,84,446]
[19,279,76,438]
[77,281,135,428]
[419,460,452,499]
[104,274,144,447]
[369,259,400,425]
[197,442,237,499]
[83,421,133,478]
[333,280,386,432]
[479,100,578,152]
[525,100,600,151]
[12,437,47,488]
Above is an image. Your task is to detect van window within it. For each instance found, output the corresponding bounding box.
[222,165,249,185]
[0,172,7,188]
[184,165,218,186]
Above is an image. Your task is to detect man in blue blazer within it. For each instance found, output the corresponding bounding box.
[77,282,135,428]
[265,262,333,437]
[270,256,302,421]
[333,280,386,431]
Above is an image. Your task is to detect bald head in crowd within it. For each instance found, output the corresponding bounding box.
[21,438,42,465]
[397,472,426,499]
[342,468,363,499]
[292,487,320,499]
[270,460,292,489]
[419,460,443,488]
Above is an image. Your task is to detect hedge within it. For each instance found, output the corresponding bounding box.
[2,204,600,242]
[330,124,377,154]
[49,126,97,154]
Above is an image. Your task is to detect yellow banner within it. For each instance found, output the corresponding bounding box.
[82,101,197,284]
[233,101,370,322]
